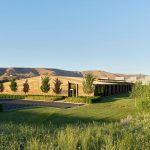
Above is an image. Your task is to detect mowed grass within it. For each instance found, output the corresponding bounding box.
[1,94,150,150]
[0,94,137,125]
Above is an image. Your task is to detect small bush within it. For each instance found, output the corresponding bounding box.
[88,96,102,103]
[65,97,87,103]
[141,100,150,109]
[0,104,3,112]
[65,96,101,104]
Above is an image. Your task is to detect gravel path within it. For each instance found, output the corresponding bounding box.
[0,99,84,111]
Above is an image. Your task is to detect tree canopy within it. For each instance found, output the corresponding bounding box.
[23,80,30,94]
[9,79,17,92]
[40,76,50,94]
[82,73,95,96]
[53,78,62,95]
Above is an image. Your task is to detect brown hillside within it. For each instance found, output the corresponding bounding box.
[0,68,83,81]
[0,67,144,81]
[82,70,123,79]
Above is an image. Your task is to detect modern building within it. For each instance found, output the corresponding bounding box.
[68,78,133,97]
[2,76,133,97]
[125,76,150,85]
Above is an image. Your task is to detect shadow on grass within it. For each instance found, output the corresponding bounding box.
[0,108,118,127]
[0,94,132,127]
[100,93,131,103]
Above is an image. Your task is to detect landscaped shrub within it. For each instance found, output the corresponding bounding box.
[0,94,65,101]
[0,104,3,112]
[65,97,87,103]
[88,96,101,103]
[22,80,30,94]
[0,94,25,99]
[40,76,50,94]
[25,95,65,101]
[65,96,101,104]
[9,79,18,92]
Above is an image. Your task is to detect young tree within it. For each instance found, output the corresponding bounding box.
[53,78,62,95]
[23,80,29,94]
[139,84,150,111]
[0,82,4,93]
[9,79,18,92]
[82,73,95,96]
[130,81,143,108]
[40,76,50,94]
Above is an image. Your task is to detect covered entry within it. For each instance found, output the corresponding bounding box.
[94,83,133,97]
[68,82,78,97]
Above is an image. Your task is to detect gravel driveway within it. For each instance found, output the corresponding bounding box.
[0,99,84,111]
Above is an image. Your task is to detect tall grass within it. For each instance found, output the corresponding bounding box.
[1,114,150,150]
[130,82,150,110]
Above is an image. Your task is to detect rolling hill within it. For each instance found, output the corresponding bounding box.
[0,67,146,81]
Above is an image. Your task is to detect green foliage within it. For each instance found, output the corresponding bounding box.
[130,81,144,107]
[0,94,65,101]
[65,96,101,104]
[130,81,144,99]
[0,94,25,99]
[139,84,150,110]
[82,73,95,96]
[25,95,65,101]
[0,95,136,124]
[0,104,3,112]
[9,79,17,92]
[0,83,4,93]
[22,80,29,94]
[1,114,150,149]
[53,78,62,95]
[130,81,150,110]
[40,76,50,93]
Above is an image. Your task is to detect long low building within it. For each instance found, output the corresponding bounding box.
[68,78,133,97]
[2,76,133,97]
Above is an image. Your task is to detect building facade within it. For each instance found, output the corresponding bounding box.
[2,76,133,97]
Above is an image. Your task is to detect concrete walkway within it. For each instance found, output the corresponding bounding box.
[0,99,84,111]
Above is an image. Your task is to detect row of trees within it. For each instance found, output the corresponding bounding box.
[0,77,62,95]
[0,73,96,96]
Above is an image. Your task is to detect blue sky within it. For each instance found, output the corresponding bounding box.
[0,0,150,74]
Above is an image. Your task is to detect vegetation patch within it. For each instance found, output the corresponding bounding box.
[65,96,101,104]
[25,95,65,101]
[130,81,150,110]
[0,114,150,150]
[0,94,65,101]
[0,94,25,99]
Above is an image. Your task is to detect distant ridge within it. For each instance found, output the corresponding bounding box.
[0,68,82,80]
[0,67,148,81]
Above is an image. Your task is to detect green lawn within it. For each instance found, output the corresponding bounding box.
[1,94,150,150]
[0,94,138,126]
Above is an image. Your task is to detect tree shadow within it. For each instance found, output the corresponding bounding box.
[0,94,132,128]
[100,93,131,103]
[0,108,118,127]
